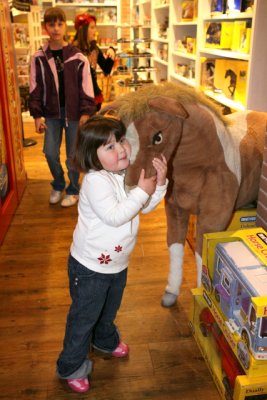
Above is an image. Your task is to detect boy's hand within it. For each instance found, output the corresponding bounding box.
[152,154,167,186]
[35,117,47,134]
[137,169,157,196]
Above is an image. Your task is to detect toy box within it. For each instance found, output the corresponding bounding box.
[200,58,215,89]
[231,20,251,54]
[190,288,245,400]
[190,289,267,400]
[210,0,225,16]
[186,207,256,251]
[214,59,248,104]
[226,0,242,13]
[201,227,267,377]
[234,375,267,399]
[205,21,234,49]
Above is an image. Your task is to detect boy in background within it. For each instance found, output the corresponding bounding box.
[29,7,96,207]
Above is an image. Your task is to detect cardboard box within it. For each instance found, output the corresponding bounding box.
[231,20,251,54]
[210,0,225,16]
[205,21,234,49]
[214,59,248,104]
[234,375,267,400]
[201,227,267,377]
[226,0,242,13]
[181,0,195,21]
[190,289,267,400]
[189,289,239,400]
[200,58,215,89]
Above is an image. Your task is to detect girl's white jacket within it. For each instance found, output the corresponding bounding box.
[71,170,168,274]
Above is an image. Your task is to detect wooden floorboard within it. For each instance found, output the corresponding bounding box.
[0,122,220,399]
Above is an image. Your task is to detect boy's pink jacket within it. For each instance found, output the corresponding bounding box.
[29,43,96,121]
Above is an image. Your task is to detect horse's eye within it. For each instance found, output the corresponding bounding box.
[152,131,163,145]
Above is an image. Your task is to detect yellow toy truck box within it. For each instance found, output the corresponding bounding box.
[190,289,267,400]
[201,228,267,378]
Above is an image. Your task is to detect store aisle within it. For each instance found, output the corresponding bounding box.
[0,122,219,399]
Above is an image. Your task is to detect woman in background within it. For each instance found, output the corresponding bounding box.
[74,14,116,111]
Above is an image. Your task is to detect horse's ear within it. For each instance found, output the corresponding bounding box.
[148,96,189,119]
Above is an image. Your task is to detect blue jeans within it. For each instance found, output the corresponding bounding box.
[56,254,127,379]
[44,109,79,195]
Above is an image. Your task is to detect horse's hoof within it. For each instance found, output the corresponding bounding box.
[161,292,177,307]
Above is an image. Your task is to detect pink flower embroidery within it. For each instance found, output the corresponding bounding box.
[98,253,112,264]
[115,245,122,252]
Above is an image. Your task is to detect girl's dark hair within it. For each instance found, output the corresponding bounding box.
[73,15,97,54]
[73,115,126,172]
[44,7,66,24]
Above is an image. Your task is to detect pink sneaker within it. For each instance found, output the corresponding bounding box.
[111,341,129,358]
[67,377,90,393]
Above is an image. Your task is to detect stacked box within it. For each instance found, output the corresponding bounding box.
[190,227,267,399]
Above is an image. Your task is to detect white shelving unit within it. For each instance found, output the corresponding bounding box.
[11,6,42,116]
[167,0,267,112]
[151,1,169,83]
[42,1,120,49]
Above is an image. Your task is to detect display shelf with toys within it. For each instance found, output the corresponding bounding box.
[166,0,267,112]
[150,0,169,83]
[11,6,42,119]
[113,0,155,90]
[41,1,121,51]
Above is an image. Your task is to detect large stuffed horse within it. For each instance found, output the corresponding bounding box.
[101,82,266,307]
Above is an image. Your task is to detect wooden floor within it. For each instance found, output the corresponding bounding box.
[0,122,219,400]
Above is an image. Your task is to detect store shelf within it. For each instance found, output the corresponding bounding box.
[166,0,267,112]
[42,1,121,45]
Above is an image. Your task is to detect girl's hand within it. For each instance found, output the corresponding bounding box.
[152,154,167,186]
[106,48,116,60]
[35,117,47,134]
[137,169,157,196]
[79,115,89,126]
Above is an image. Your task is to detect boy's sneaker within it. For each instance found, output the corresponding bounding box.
[49,189,62,204]
[61,194,79,208]
[67,377,90,393]
[112,341,129,358]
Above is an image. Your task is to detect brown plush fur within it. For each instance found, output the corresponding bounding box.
[101,81,266,270]
[105,81,229,128]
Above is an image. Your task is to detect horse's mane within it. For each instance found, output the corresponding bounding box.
[111,82,229,126]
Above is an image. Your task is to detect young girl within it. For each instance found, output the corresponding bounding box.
[56,116,168,393]
[73,14,116,111]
